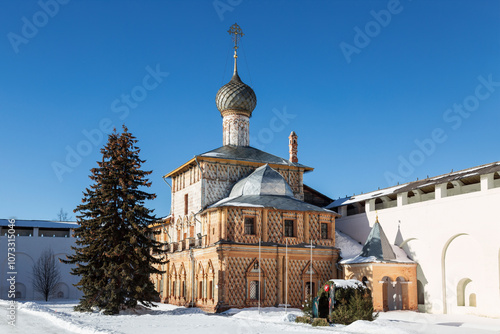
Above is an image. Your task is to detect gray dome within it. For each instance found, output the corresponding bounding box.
[216,72,257,116]
[229,164,294,198]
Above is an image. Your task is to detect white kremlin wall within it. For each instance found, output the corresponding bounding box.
[332,171,500,317]
[0,220,82,301]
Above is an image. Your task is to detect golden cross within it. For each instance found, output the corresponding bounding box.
[228,23,244,50]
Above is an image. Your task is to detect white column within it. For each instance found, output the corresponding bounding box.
[435,183,447,199]
[366,199,376,212]
[397,192,408,206]
[480,173,494,191]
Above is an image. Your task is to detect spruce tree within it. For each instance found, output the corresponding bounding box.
[63,126,165,314]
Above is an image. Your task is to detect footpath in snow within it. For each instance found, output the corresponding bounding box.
[1,299,500,334]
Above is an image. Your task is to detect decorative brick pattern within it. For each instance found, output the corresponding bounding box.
[218,164,228,181]
[317,260,334,285]
[288,260,305,306]
[267,210,282,243]
[261,258,277,305]
[309,213,320,241]
[227,208,261,243]
[205,163,218,180]
[227,165,240,181]
[226,208,240,241]
[297,214,304,241]
[210,211,219,241]
[226,257,252,306]
[241,166,254,179]
[316,215,335,247]
[205,180,232,206]
[282,212,304,246]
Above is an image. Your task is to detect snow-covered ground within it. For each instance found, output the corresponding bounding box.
[1,299,500,334]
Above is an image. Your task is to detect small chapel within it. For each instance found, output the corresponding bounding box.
[150,24,417,313]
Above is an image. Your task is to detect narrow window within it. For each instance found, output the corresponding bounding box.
[284,219,294,237]
[321,223,328,239]
[184,194,188,215]
[208,280,213,299]
[244,217,255,235]
[249,280,260,300]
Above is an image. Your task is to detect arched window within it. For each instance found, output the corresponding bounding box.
[179,265,187,298]
[417,280,425,305]
[246,259,266,304]
[207,261,215,301]
[170,264,177,297]
[197,263,205,300]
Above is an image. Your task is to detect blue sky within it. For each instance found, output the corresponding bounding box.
[1,0,499,220]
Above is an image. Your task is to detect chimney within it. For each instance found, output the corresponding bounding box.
[288,131,298,163]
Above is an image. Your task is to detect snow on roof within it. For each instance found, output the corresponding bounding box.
[338,220,414,265]
[326,184,406,209]
[0,219,79,229]
[340,244,414,264]
[326,279,365,289]
[326,161,500,208]
[335,230,363,259]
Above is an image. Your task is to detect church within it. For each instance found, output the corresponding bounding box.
[150,24,419,313]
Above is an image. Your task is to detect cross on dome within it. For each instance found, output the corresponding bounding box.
[228,23,244,51]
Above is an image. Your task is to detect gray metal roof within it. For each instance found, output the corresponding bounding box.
[210,194,335,213]
[209,165,337,214]
[230,164,294,197]
[0,219,79,229]
[360,221,396,261]
[198,145,312,169]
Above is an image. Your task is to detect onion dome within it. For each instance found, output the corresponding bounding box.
[216,72,257,116]
[229,164,294,198]
[216,23,257,117]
